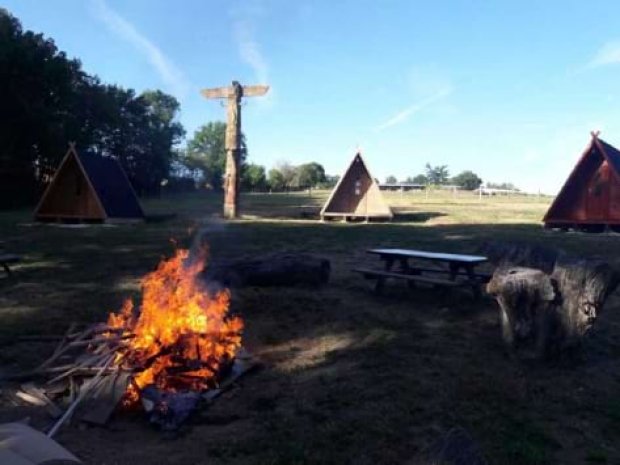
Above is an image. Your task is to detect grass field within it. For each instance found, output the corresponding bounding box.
[1,190,620,465]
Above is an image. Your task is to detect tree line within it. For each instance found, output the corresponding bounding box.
[386,163,517,191]
[0,9,186,206]
[1,8,515,208]
[180,122,336,192]
[0,9,336,208]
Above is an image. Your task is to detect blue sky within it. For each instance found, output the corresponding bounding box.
[5,0,620,193]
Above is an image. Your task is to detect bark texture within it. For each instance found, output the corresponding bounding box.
[486,245,619,359]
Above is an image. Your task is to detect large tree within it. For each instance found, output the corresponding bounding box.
[452,170,483,190]
[242,163,267,191]
[184,122,247,190]
[0,9,185,203]
[425,163,450,185]
[294,162,326,188]
[0,9,86,204]
[268,168,286,191]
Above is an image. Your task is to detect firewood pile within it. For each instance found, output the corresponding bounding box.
[5,322,256,435]
[3,247,256,435]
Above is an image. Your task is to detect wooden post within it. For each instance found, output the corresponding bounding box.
[201,81,269,219]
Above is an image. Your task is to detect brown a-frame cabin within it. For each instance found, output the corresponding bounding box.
[544,132,620,231]
[34,144,144,223]
[320,151,393,221]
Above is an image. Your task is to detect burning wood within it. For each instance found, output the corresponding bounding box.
[6,248,251,434]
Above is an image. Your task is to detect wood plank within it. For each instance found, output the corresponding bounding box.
[403,266,491,281]
[200,87,229,99]
[79,371,132,425]
[367,248,487,263]
[242,85,269,97]
[352,268,463,286]
[18,383,63,418]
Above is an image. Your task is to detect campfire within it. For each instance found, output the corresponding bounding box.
[106,248,243,404]
[12,247,252,434]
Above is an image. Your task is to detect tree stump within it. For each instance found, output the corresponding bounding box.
[205,253,331,287]
[486,257,619,359]
[478,241,561,274]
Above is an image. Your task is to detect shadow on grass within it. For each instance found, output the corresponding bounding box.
[0,216,619,464]
[392,211,447,223]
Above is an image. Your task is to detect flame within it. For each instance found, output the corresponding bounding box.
[106,248,243,403]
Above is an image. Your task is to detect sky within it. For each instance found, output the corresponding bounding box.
[5,0,620,193]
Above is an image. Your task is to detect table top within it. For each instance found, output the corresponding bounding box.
[367,248,487,263]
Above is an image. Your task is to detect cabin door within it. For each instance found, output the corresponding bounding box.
[586,162,610,221]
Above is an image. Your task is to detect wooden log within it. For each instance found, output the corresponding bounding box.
[551,257,619,346]
[486,267,556,358]
[205,253,331,287]
[486,257,619,359]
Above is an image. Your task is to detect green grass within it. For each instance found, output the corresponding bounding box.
[0,191,619,464]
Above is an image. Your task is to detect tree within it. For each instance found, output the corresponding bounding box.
[268,168,286,191]
[319,174,340,189]
[452,170,483,190]
[242,163,267,191]
[275,161,297,189]
[385,175,398,184]
[184,122,247,190]
[0,9,186,203]
[294,162,326,188]
[425,163,449,185]
[487,181,518,190]
[124,89,184,194]
[412,174,428,185]
[404,175,428,184]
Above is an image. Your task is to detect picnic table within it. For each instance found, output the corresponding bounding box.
[0,242,20,277]
[353,248,490,297]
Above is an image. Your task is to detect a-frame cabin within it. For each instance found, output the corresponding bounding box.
[320,151,393,221]
[544,132,620,231]
[34,144,144,223]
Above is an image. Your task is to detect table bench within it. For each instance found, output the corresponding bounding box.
[353,248,490,297]
[0,252,20,277]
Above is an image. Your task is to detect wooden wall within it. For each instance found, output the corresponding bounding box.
[36,156,105,220]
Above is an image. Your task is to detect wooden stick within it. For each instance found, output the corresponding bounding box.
[68,325,125,339]
[1,363,123,382]
[45,352,113,385]
[47,353,116,438]
[67,334,133,348]
[36,326,97,371]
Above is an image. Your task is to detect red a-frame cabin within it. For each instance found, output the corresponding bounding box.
[544,132,620,232]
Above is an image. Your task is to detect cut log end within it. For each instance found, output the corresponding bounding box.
[486,252,619,360]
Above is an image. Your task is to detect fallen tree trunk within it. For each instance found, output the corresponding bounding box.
[486,256,619,359]
[205,253,331,287]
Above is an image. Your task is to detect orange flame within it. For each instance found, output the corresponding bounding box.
[106,248,243,403]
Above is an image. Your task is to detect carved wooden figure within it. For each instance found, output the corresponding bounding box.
[201,81,269,219]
